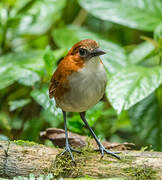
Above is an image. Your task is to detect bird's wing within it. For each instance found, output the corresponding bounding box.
[49,70,69,99]
[49,74,58,99]
[49,56,67,99]
[49,55,84,99]
[48,57,72,99]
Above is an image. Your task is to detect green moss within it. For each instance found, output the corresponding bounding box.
[101,154,135,165]
[13,140,38,146]
[50,153,83,178]
[83,138,95,153]
[119,155,135,163]
[123,165,157,179]
[45,147,93,179]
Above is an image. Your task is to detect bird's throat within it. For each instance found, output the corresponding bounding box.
[84,56,101,72]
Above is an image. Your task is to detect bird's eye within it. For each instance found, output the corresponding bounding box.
[79,48,88,57]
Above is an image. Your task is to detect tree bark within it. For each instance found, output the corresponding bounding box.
[0,141,162,179]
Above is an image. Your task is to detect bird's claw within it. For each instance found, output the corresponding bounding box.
[70,147,82,153]
[95,145,121,160]
[59,145,81,162]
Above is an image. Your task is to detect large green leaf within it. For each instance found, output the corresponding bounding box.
[106,66,162,113]
[53,25,128,74]
[0,51,44,89]
[129,41,155,64]
[128,93,162,151]
[9,98,31,111]
[18,0,66,35]
[23,116,44,141]
[0,51,44,72]
[0,66,40,90]
[43,46,57,77]
[17,68,40,86]
[31,86,63,128]
[79,0,162,31]
[31,86,62,117]
[0,66,19,90]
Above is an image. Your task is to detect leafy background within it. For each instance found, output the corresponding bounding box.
[0,0,162,151]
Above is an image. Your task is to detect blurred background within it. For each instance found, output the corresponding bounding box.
[0,0,162,151]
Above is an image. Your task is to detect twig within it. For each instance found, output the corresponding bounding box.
[1,6,11,54]
[72,9,88,26]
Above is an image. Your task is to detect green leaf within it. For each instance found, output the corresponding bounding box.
[154,22,162,48]
[31,86,62,117]
[53,25,128,74]
[31,86,63,128]
[0,51,44,72]
[113,111,131,132]
[0,51,44,89]
[0,66,40,90]
[0,112,11,131]
[11,117,23,130]
[106,66,162,113]
[141,54,161,67]
[156,84,162,110]
[9,98,31,111]
[41,108,62,127]
[17,68,40,86]
[0,66,18,90]
[43,46,56,77]
[128,93,162,151]
[18,0,66,35]
[129,41,155,64]
[67,102,104,134]
[23,117,44,141]
[79,0,162,31]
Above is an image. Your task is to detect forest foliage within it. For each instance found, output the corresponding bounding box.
[0,0,162,151]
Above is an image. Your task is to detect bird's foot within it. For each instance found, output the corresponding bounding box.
[95,145,121,160]
[60,144,81,162]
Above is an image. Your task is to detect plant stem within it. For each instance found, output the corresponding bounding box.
[72,9,87,26]
[1,6,11,54]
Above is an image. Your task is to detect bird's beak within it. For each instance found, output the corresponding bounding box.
[91,48,106,57]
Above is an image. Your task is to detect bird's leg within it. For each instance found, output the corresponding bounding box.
[60,111,81,161]
[80,112,120,160]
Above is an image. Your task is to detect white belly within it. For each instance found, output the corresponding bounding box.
[57,57,107,112]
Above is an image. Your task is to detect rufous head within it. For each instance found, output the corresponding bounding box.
[67,39,106,61]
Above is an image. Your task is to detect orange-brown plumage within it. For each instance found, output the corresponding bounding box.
[49,54,84,100]
[67,39,99,55]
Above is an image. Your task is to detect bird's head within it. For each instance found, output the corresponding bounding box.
[67,39,106,61]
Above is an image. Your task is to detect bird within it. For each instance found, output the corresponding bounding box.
[49,39,120,161]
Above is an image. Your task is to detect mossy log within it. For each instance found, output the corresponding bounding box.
[0,141,162,179]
